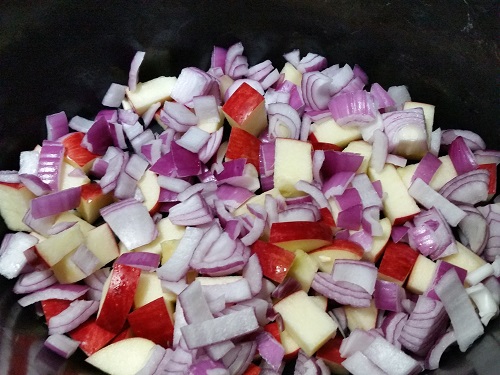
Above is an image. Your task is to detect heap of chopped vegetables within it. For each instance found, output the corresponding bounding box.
[0,42,499,375]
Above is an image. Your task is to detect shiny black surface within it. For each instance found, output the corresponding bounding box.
[0,0,499,374]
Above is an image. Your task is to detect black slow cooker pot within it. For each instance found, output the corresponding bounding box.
[0,1,499,374]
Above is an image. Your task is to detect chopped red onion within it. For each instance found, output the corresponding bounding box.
[128,51,145,92]
[412,152,442,184]
[448,136,478,175]
[374,280,406,312]
[181,307,259,349]
[438,169,489,205]
[18,284,89,307]
[49,300,99,335]
[102,83,127,107]
[46,111,69,141]
[329,90,377,127]
[29,186,81,219]
[44,334,81,359]
[297,52,327,73]
[267,102,301,139]
[37,140,64,191]
[342,351,386,375]
[435,269,484,351]
[441,129,486,151]
[328,64,354,95]
[312,272,372,307]
[370,83,396,109]
[408,178,466,227]
[302,71,332,111]
[68,115,94,133]
[157,226,203,281]
[100,198,158,250]
[176,126,211,153]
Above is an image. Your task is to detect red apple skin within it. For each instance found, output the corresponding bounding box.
[478,163,497,196]
[316,335,349,375]
[96,264,141,333]
[0,182,24,190]
[69,317,117,356]
[308,133,343,151]
[127,297,174,348]
[319,207,337,230]
[264,322,282,343]
[311,239,365,258]
[251,240,296,284]
[222,83,266,136]
[378,241,419,286]
[269,221,332,243]
[109,325,134,344]
[41,299,72,323]
[60,132,99,171]
[226,127,261,170]
[242,363,261,375]
[393,213,419,226]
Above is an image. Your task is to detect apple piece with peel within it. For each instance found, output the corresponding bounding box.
[77,183,114,224]
[344,301,378,331]
[225,127,261,170]
[127,297,174,348]
[397,155,457,191]
[367,164,420,225]
[35,224,84,267]
[309,239,364,274]
[280,328,300,361]
[273,290,337,357]
[85,223,120,268]
[403,101,435,144]
[251,240,295,284]
[406,254,437,294]
[85,337,156,375]
[441,241,487,273]
[316,335,349,375]
[222,82,267,137]
[310,295,328,311]
[96,264,141,333]
[311,118,362,148]
[273,138,313,198]
[280,62,302,86]
[126,76,177,115]
[60,161,91,190]
[233,187,281,217]
[378,241,419,286]
[136,169,161,214]
[133,271,164,309]
[269,221,332,252]
[0,182,36,232]
[60,132,99,173]
[362,217,392,263]
[342,140,373,174]
[287,249,319,292]
[69,317,116,356]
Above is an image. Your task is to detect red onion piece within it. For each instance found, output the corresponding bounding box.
[30,186,81,219]
[128,51,145,92]
[267,102,301,139]
[102,83,127,107]
[114,252,160,271]
[448,136,478,175]
[44,334,81,359]
[332,259,378,294]
[301,71,332,111]
[18,284,89,307]
[424,330,457,370]
[46,111,69,141]
[408,178,466,227]
[399,295,449,357]
[370,82,396,109]
[441,129,486,151]
[171,67,214,106]
[412,152,442,184]
[100,198,158,250]
[37,140,64,191]
[435,269,484,352]
[68,115,94,133]
[82,117,114,155]
[328,64,354,95]
[168,193,213,226]
[374,280,406,312]
[181,308,259,349]
[328,90,377,127]
[297,52,327,73]
[426,260,467,300]
[312,272,372,307]
[13,269,57,294]
[157,226,203,281]
[342,351,386,375]
[48,300,99,335]
[438,169,489,205]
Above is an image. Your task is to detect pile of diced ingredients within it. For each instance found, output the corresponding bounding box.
[0,42,499,375]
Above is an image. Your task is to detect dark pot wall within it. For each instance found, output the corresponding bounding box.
[0,1,499,374]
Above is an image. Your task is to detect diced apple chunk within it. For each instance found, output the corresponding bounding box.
[287,249,319,291]
[406,255,437,294]
[342,140,373,174]
[441,241,487,274]
[273,290,337,356]
[0,183,35,232]
[311,118,362,148]
[280,62,302,87]
[274,138,313,198]
[344,301,378,331]
[85,337,156,375]
[368,164,420,225]
[397,155,457,191]
[126,76,177,115]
